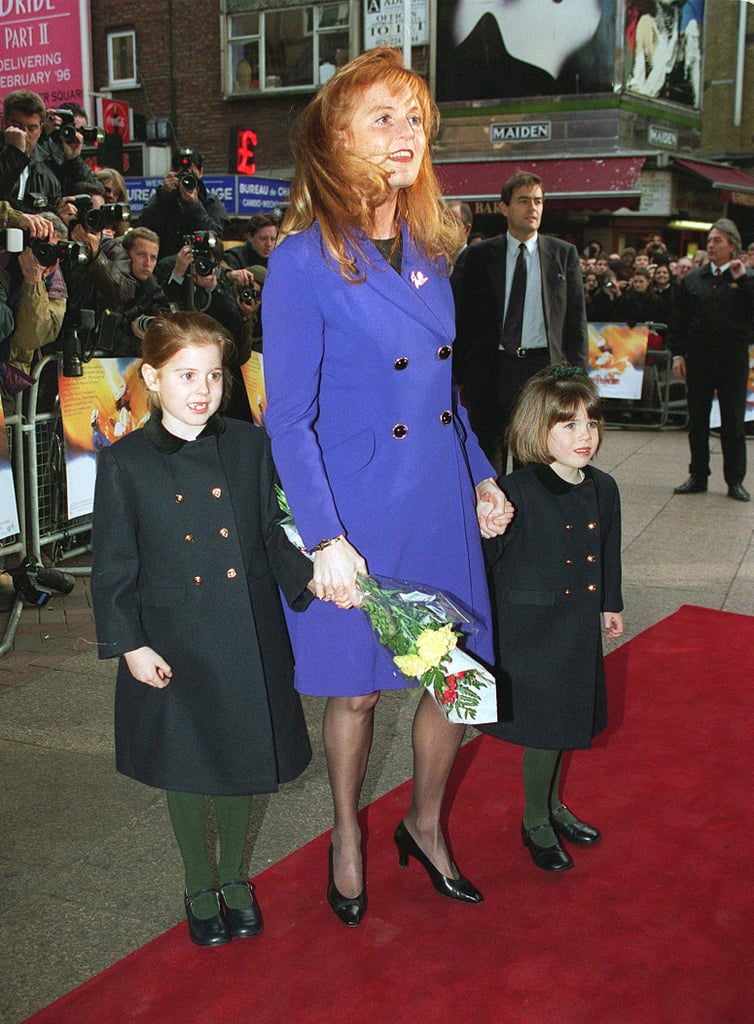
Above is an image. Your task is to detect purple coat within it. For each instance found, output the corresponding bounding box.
[263,222,495,696]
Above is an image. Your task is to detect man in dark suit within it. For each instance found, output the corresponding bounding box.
[669,218,754,502]
[454,171,588,470]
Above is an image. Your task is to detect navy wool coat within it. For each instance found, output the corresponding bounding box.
[478,464,623,750]
[91,415,313,795]
[263,222,495,697]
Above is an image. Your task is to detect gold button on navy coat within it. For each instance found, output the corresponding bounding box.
[91,415,313,795]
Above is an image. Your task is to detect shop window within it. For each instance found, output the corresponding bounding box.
[227,3,351,95]
[107,30,137,90]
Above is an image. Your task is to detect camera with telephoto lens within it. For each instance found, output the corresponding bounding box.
[238,286,260,304]
[179,171,198,191]
[184,230,217,277]
[61,308,96,377]
[68,195,130,233]
[51,109,105,146]
[30,237,88,267]
[9,556,75,606]
[0,228,88,266]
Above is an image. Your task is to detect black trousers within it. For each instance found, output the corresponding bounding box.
[685,346,749,486]
[491,349,550,472]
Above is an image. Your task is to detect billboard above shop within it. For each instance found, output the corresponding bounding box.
[435,0,617,102]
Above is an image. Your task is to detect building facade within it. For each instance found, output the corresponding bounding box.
[85,0,754,249]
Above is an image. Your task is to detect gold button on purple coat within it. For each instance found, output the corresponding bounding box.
[440,410,453,425]
[394,356,409,371]
[226,568,238,579]
[211,487,222,499]
[437,345,452,360]
[193,576,203,586]
[219,528,230,539]
[392,424,408,439]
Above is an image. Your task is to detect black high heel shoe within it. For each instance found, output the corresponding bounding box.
[327,845,366,927]
[394,821,483,904]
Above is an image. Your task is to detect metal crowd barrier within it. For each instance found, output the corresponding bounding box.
[24,354,93,567]
[0,390,27,656]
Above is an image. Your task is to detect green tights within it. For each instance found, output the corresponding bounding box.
[522,748,579,847]
[165,790,253,918]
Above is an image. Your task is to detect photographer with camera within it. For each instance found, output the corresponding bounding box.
[0,90,67,212]
[97,227,171,357]
[56,183,136,327]
[140,149,228,259]
[38,102,100,197]
[1,211,68,390]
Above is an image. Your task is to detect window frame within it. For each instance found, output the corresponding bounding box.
[225,2,353,97]
[107,29,138,90]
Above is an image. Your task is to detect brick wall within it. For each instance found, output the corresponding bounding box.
[89,0,309,176]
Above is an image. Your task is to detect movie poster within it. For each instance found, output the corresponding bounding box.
[58,358,149,520]
[435,0,616,102]
[240,351,266,427]
[0,403,20,542]
[710,344,754,428]
[624,0,704,108]
[587,323,648,400]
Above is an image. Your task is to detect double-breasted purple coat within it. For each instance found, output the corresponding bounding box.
[263,222,495,697]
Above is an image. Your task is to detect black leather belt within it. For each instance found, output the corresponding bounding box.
[499,347,549,359]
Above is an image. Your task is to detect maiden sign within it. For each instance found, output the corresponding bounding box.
[0,0,92,112]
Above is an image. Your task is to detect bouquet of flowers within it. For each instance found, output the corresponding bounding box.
[357,575,498,724]
[274,487,497,723]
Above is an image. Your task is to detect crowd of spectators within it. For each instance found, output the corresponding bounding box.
[0,88,271,421]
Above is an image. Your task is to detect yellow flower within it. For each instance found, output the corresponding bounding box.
[415,624,457,666]
[393,653,432,678]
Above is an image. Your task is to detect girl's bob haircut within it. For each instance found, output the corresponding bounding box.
[507,365,604,466]
[140,311,235,410]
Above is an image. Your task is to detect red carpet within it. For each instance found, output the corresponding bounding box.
[25,606,753,1024]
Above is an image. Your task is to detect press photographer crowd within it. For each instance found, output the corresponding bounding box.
[0,88,271,418]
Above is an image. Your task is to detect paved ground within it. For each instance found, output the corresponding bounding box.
[1,425,753,1024]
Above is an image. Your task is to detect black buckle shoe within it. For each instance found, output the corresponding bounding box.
[673,476,707,494]
[184,889,231,947]
[550,805,601,845]
[521,823,573,872]
[220,880,263,938]
[728,484,750,502]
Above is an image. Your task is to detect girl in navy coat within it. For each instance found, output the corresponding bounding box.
[479,366,624,872]
[263,48,512,925]
[92,312,313,946]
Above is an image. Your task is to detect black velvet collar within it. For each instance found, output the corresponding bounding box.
[532,462,593,494]
[142,411,225,453]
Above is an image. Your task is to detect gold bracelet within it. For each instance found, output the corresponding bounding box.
[310,534,344,553]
